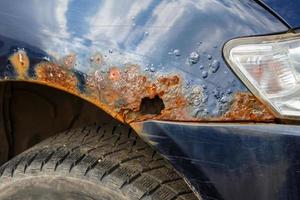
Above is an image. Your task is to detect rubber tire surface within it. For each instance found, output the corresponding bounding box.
[0,123,198,200]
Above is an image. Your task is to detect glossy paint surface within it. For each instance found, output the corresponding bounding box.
[262,0,300,28]
[0,0,287,122]
[134,121,300,200]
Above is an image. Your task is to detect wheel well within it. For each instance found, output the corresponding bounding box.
[0,81,120,164]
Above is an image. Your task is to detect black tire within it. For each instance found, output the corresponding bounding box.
[0,123,198,200]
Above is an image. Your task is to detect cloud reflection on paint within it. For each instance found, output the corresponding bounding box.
[0,0,287,76]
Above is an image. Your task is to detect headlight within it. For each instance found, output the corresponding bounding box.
[224,33,300,119]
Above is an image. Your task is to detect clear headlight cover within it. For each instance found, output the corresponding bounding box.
[224,33,300,118]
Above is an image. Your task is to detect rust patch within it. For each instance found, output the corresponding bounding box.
[62,53,76,69]
[223,92,275,121]
[35,61,125,122]
[7,53,276,123]
[33,62,276,123]
[35,62,78,92]
[158,75,180,86]
[109,67,121,81]
[91,65,189,122]
[9,50,29,78]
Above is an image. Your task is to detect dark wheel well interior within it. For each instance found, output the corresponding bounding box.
[0,81,119,165]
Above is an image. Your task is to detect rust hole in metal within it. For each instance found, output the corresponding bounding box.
[140,95,165,115]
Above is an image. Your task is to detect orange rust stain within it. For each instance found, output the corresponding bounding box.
[90,53,103,65]
[34,62,124,122]
[223,92,275,122]
[146,84,157,98]
[91,65,188,122]
[109,67,121,81]
[126,92,275,122]
[62,53,76,69]
[30,61,275,123]
[9,50,29,78]
[158,75,180,86]
[35,62,78,92]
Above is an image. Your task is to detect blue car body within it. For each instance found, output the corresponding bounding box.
[0,0,299,199]
[261,0,300,28]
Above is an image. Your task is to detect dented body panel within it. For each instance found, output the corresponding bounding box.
[0,0,287,123]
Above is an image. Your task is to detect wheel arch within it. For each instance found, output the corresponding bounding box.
[0,81,119,164]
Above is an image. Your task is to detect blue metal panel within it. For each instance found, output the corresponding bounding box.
[0,0,287,122]
[134,122,300,200]
[261,0,300,28]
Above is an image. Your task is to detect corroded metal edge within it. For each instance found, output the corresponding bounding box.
[4,50,276,123]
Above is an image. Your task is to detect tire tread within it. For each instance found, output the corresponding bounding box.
[0,123,199,200]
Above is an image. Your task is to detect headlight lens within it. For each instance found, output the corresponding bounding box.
[224,33,300,118]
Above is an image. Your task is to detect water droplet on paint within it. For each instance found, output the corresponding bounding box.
[211,60,220,73]
[203,95,208,103]
[173,49,181,56]
[185,81,191,89]
[43,56,50,61]
[226,88,232,94]
[201,71,208,78]
[189,52,200,64]
[193,98,202,106]
[220,96,228,103]
[150,67,155,72]
[192,86,202,94]
[192,109,200,117]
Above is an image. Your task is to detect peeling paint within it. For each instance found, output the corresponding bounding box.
[92,64,188,122]
[5,50,276,123]
[9,50,29,79]
[35,62,78,91]
[0,0,290,125]
[223,93,275,121]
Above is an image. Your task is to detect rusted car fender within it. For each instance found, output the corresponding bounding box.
[0,0,288,124]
